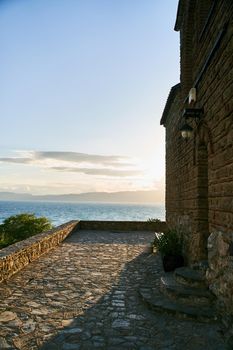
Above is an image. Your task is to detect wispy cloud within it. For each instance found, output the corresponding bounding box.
[0,151,127,165]
[0,151,139,177]
[33,151,127,165]
[51,166,140,177]
[0,157,31,164]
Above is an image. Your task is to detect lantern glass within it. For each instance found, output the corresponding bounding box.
[181,129,193,139]
[180,122,193,139]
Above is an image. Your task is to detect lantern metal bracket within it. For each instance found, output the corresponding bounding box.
[182,107,204,121]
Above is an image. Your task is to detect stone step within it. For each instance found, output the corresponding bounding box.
[192,260,209,272]
[139,288,217,323]
[174,267,206,288]
[160,274,214,306]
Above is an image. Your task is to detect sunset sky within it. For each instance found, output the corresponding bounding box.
[0,0,179,199]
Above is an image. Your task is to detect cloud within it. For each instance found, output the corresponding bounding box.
[33,151,126,165]
[51,167,140,177]
[0,157,31,164]
[0,151,128,166]
[0,150,139,177]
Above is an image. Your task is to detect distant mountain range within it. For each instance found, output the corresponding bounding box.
[0,190,164,204]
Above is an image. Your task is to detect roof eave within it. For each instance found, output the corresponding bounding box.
[174,0,184,31]
[160,83,181,126]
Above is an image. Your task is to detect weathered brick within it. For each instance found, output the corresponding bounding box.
[161,0,233,336]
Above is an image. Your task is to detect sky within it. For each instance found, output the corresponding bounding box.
[0,0,179,199]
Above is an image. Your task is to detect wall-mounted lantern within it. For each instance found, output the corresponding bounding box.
[180,108,204,139]
[180,122,193,139]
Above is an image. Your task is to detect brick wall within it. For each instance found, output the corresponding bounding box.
[164,0,233,261]
[162,0,233,334]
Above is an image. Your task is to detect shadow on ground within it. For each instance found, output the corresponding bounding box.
[37,232,226,350]
[1,230,226,350]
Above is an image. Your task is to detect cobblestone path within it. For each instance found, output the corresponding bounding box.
[0,230,226,350]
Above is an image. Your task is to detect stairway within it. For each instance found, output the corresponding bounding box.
[139,265,218,323]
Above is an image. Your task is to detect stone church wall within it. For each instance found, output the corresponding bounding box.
[162,0,233,334]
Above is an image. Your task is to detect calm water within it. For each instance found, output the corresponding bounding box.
[0,201,165,226]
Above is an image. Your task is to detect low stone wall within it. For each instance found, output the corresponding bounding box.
[0,220,167,284]
[79,220,167,232]
[0,220,79,283]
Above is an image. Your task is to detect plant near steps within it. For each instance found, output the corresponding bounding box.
[153,229,182,256]
[153,229,184,272]
[147,218,162,223]
[0,213,52,249]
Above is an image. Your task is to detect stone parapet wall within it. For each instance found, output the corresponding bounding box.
[0,221,79,283]
[79,220,167,232]
[0,220,166,284]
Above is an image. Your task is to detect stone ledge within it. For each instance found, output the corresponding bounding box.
[79,220,167,232]
[0,220,79,283]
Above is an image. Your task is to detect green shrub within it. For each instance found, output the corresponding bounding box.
[0,213,52,247]
[147,218,162,223]
[0,239,12,249]
[152,229,183,256]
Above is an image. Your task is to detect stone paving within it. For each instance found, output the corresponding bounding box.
[0,230,227,350]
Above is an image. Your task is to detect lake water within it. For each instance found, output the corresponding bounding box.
[0,201,165,226]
